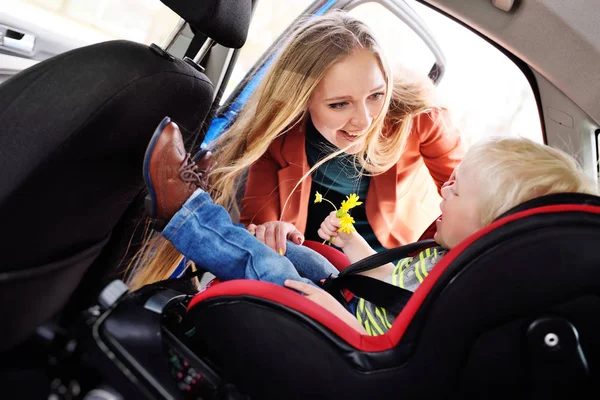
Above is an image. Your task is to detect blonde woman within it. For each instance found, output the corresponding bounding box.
[217,13,462,253]
[129,11,462,289]
[236,69,464,255]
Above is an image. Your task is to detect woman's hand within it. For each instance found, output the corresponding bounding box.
[284,280,367,335]
[318,211,353,248]
[247,221,304,255]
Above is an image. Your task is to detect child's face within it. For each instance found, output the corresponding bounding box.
[434,164,483,249]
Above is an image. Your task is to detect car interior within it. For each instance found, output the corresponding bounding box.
[0,0,599,399]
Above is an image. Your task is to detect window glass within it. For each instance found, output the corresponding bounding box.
[349,2,436,79]
[4,0,180,55]
[408,0,543,145]
[352,0,543,145]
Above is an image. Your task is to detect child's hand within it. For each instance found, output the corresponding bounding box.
[284,280,341,311]
[318,211,353,248]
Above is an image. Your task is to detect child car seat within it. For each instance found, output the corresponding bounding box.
[173,192,600,399]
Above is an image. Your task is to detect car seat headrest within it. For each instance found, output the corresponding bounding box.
[160,0,252,49]
[495,192,600,221]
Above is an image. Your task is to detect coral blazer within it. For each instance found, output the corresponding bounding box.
[240,108,464,247]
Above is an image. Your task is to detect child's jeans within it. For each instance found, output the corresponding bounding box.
[163,189,339,287]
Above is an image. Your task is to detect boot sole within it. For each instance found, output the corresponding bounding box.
[142,116,172,220]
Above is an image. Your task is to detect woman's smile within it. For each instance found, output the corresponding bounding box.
[338,129,364,142]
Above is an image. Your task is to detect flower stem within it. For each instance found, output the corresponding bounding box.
[322,237,334,246]
[317,196,339,246]
[323,198,337,210]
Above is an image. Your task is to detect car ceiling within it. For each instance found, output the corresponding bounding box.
[422,0,600,125]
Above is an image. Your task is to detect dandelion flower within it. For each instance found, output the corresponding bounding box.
[338,214,356,234]
[314,192,359,244]
[340,193,363,213]
[315,191,337,209]
[314,191,323,204]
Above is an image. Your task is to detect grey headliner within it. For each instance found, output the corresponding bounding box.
[424,0,600,124]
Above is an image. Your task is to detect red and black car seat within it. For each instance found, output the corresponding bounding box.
[181,192,600,399]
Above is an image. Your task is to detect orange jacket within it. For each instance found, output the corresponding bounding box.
[240,108,464,247]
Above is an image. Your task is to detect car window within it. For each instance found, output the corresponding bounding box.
[349,2,436,79]
[407,0,543,146]
[350,0,543,146]
[2,0,180,61]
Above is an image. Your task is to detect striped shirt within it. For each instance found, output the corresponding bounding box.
[355,246,446,336]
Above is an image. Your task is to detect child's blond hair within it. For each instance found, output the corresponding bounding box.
[461,137,598,226]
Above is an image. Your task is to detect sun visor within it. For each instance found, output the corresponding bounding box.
[160,0,252,49]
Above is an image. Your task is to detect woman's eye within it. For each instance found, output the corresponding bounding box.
[328,102,348,109]
[370,92,385,101]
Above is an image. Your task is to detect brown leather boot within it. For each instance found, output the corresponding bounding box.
[143,117,207,225]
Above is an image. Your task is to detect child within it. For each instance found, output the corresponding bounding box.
[291,136,598,334]
[139,120,597,335]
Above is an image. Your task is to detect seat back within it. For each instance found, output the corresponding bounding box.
[0,0,252,351]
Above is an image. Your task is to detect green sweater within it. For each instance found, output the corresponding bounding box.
[303,116,384,252]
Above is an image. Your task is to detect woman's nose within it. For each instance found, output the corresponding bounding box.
[350,104,371,131]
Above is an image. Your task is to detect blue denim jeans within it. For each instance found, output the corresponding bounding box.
[162,190,339,287]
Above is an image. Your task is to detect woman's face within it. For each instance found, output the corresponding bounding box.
[308,49,387,154]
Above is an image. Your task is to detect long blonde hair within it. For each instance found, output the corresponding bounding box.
[127,11,399,290]
[461,137,598,226]
[384,65,438,152]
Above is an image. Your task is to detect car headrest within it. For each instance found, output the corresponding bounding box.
[495,192,600,221]
[160,0,252,49]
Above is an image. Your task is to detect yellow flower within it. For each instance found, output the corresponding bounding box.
[314,191,359,244]
[338,214,356,234]
[314,191,323,204]
[339,193,363,213]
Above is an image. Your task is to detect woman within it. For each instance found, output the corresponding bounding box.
[129,11,462,289]
[238,64,464,254]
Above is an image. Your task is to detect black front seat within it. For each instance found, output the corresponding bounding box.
[0,0,251,352]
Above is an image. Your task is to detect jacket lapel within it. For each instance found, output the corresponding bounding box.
[277,122,312,231]
[367,163,398,239]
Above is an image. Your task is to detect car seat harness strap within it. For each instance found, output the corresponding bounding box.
[321,239,438,312]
